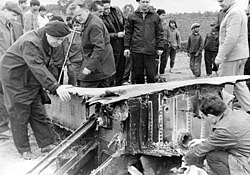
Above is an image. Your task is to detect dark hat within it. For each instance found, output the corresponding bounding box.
[2,2,22,16]
[39,5,46,12]
[45,21,70,37]
[50,15,64,22]
[101,0,111,3]
[18,0,27,3]
[30,0,40,6]
[191,23,200,30]
[156,9,166,16]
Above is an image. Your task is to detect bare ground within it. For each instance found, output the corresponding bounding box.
[0,52,209,175]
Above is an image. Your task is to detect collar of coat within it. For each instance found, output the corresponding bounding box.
[135,7,154,14]
[37,28,52,56]
[82,13,93,29]
[0,12,11,26]
[224,2,237,14]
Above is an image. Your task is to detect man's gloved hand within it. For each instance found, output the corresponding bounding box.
[188,139,206,148]
[56,85,72,101]
[215,56,222,65]
[157,50,163,56]
[124,49,130,57]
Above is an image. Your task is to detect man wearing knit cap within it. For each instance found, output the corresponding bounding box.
[23,0,40,32]
[0,21,71,160]
[0,2,24,138]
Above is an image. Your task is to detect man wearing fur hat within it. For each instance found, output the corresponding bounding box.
[0,21,72,160]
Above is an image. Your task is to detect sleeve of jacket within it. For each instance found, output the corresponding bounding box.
[156,17,164,50]
[203,34,208,50]
[198,35,204,54]
[185,128,237,166]
[217,11,241,61]
[22,42,60,93]
[85,24,105,72]
[176,30,181,47]
[124,15,133,50]
[23,12,33,33]
[186,36,191,53]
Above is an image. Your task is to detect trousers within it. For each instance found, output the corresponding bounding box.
[219,58,250,111]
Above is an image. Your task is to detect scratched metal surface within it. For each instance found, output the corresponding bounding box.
[67,75,250,104]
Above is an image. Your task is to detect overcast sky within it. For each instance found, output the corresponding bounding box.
[1,0,249,13]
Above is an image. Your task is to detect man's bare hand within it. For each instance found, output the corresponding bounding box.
[82,68,91,75]
[124,49,130,57]
[188,139,206,148]
[118,31,125,38]
[56,85,72,101]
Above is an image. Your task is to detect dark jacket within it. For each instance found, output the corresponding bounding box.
[0,28,59,107]
[204,31,219,52]
[186,33,203,54]
[78,13,116,81]
[124,8,164,55]
[185,109,250,175]
[102,6,125,56]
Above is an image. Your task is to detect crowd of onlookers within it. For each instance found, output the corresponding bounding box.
[1,0,250,163]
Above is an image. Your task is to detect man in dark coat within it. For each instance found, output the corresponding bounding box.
[124,0,164,84]
[71,0,116,88]
[101,0,126,86]
[0,21,71,159]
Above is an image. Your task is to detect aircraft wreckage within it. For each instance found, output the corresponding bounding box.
[26,75,250,175]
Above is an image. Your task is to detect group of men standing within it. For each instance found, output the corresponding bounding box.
[0,0,164,160]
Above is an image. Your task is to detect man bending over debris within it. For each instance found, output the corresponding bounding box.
[0,21,72,160]
[184,94,250,175]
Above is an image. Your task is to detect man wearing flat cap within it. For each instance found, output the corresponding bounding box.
[0,2,24,138]
[0,21,72,160]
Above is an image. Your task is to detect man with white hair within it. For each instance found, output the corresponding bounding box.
[215,0,250,114]
[69,0,116,88]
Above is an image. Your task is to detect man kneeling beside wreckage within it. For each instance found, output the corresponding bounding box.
[128,94,250,175]
[181,94,250,175]
[0,21,72,160]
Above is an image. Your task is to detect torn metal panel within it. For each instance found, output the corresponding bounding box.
[67,76,250,105]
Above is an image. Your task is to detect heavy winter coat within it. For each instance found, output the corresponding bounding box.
[78,13,116,81]
[0,28,59,108]
[124,8,164,55]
